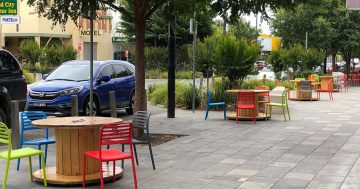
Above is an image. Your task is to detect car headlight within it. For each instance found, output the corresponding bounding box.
[59,86,83,96]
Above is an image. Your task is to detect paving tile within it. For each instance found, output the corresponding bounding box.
[271,178,310,189]
[318,165,352,177]
[221,158,247,165]
[254,166,292,178]
[284,173,314,180]
[305,181,342,189]
[201,180,241,189]
[314,175,345,183]
[227,169,258,176]
[340,183,360,189]
[238,181,274,189]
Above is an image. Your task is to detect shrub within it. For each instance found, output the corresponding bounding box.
[19,39,41,71]
[148,82,201,109]
[40,44,77,67]
[23,69,36,84]
[144,47,168,71]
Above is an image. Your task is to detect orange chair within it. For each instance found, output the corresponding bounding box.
[83,122,138,189]
[255,86,270,113]
[236,91,256,124]
[327,79,334,101]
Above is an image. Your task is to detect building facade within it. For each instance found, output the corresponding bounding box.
[1,1,113,60]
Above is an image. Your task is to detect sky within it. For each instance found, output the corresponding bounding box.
[244,12,272,35]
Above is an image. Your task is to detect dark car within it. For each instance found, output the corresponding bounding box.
[27,60,135,116]
[0,49,27,126]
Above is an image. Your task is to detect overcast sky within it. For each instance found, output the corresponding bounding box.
[244,12,272,35]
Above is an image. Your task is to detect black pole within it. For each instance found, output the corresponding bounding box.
[89,9,94,116]
[167,0,176,118]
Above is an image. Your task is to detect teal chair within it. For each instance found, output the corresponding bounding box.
[0,122,47,189]
[265,90,290,122]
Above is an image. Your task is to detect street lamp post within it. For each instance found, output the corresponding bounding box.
[167,0,176,118]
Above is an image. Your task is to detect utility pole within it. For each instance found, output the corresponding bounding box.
[191,13,197,113]
[305,31,308,50]
[89,6,94,116]
[167,0,176,118]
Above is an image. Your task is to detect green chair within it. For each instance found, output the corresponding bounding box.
[265,90,290,122]
[0,122,47,189]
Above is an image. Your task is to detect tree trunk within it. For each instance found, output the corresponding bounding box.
[331,50,337,72]
[134,1,147,112]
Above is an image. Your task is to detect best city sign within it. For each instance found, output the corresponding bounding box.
[0,0,17,15]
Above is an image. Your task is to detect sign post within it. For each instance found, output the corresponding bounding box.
[0,0,19,48]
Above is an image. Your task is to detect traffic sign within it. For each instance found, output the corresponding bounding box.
[1,15,20,24]
[347,0,360,10]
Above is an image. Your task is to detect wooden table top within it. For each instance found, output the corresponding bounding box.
[226,89,269,93]
[319,75,334,78]
[32,116,123,129]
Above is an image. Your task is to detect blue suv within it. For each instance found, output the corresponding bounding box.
[27,60,135,116]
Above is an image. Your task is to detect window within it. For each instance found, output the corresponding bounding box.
[113,64,132,78]
[97,65,114,79]
[0,51,20,73]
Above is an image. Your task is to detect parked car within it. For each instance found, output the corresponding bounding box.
[257,67,275,80]
[27,60,135,116]
[256,61,265,71]
[0,49,27,126]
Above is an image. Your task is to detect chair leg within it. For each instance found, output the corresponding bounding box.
[148,142,156,170]
[38,145,42,169]
[133,144,139,166]
[29,157,33,182]
[113,161,116,182]
[83,155,87,188]
[236,107,239,125]
[205,106,209,120]
[2,159,10,189]
[287,105,291,120]
[253,108,256,124]
[283,106,286,122]
[17,143,23,171]
[130,157,138,189]
[223,105,227,120]
[99,160,104,189]
[121,144,125,169]
[45,144,48,166]
[41,153,47,187]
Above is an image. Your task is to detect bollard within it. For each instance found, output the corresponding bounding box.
[10,100,20,149]
[71,95,78,116]
[109,91,117,118]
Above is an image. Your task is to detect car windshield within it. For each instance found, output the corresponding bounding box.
[45,64,99,81]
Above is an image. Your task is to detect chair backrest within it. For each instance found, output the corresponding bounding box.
[281,90,288,105]
[328,79,333,90]
[295,78,305,81]
[0,122,11,158]
[99,122,132,146]
[20,111,49,139]
[133,111,151,133]
[237,91,256,104]
[255,86,269,98]
[206,89,212,104]
[300,80,311,88]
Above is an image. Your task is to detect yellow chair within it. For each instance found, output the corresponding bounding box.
[0,122,47,189]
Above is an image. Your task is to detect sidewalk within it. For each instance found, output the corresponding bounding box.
[2,87,360,189]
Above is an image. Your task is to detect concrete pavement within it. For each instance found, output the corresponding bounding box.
[2,87,360,189]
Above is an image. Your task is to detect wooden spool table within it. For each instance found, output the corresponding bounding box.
[289,80,320,101]
[32,116,123,185]
[317,75,338,92]
[226,89,269,120]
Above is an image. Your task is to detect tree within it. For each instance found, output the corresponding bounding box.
[213,35,260,87]
[19,39,41,70]
[229,17,260,42]
[117,3,215,46]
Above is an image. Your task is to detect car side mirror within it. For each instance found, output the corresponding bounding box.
[98,75,110,82]
[42,74,49,80]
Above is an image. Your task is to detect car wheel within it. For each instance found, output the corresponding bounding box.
[125,92,134,115]
[0,107,7,125]
[83,98,100,116]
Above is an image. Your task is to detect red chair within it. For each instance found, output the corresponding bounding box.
[339,75,349,92]
[83,122,138,189]
[236,91,256,124]
[327,79,334,101]
[351,73,360,86]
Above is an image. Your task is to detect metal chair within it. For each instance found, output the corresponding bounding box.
[205,89,226,120]
[17,111,55,170]
[298,80,312,101]
[328,79,334,101]
[83,122,138,189]
[125,111,156,170]
[265,90,290,122]
[0,122,47,189]
[236,91,256,124]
